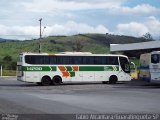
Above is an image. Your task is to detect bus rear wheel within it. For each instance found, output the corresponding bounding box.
[109,75,118,84]
[52,76,62,85]
[41,76,52,86]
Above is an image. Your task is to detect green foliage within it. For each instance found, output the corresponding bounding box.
[3,55,12,62]
[0,55,16,70]
[2,70,16,76]
[72,39,84,52]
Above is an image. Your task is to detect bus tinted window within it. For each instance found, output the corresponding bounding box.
[107,57,119,65]
[25,55,34,64]
[50,56,56,64]
[151,54,159,63]
[72,56,83,64]
[25,55,119,65]
[94,56,106,64]
[83,56,94,64]
[25,55,47,64]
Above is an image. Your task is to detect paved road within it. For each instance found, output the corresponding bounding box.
[0,77,160,119]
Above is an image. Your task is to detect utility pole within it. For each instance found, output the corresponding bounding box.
[39,18,42,53]
[0,64,2,77]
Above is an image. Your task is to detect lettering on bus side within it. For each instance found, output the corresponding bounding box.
[104,66,119,71]
[26,67,43,71]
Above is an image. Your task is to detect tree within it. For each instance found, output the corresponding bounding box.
[3,55,12,62]
[72,37,83,52]
[143,32,153,40]
[72,39,83,52]
[10,61,17,70]
[2,56,13,70]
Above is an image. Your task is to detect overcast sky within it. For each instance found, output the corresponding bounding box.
[0,0,160,40]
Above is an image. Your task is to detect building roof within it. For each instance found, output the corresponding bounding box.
[110,41,160,52]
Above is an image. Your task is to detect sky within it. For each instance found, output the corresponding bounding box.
[0,0,160,40]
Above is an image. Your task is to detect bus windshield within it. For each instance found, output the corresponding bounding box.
[151,54,159,64]
[119,57,130,73]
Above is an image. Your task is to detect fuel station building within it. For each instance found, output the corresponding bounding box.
[110,41,160,58]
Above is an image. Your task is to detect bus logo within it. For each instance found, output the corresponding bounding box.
[27,67,43,71]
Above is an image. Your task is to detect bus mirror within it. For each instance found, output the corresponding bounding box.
[130,62,137,72]
[130,62,135,68]
[130,61,138,79]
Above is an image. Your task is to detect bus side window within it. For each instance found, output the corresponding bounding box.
[83,56,94,64]
[25,55,35,64]
[50,56,57,64]
[107,57,119,65]
[72,56,82,64]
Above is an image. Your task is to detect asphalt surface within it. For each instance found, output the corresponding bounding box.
[0,77,160,120]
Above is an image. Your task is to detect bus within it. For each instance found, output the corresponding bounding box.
[139,51,160,83]
[139,53,151,82]
[17,52,131,85]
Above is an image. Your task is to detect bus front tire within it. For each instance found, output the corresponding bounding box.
[52,76,62,85]
[41,76,52,86]
[109,75,118,84]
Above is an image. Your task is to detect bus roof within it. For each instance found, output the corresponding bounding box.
[151,51,160,54]
[19,52,128,57]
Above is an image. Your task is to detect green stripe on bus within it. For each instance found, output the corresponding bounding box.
[104,66,119,71]
[69,72,75,77]
[22,66,119,72]
[22,66,57,71]
[66,66,73,71]
[79,66,103,71]
[79,66,119,71]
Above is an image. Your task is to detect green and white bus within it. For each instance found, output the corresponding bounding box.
[17,52,131,85]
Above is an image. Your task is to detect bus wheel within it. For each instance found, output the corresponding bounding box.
[109,75,118,84]
[41,76,52,86]
[52,76,62,85]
